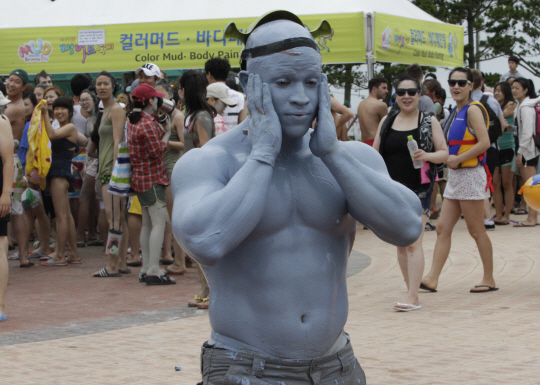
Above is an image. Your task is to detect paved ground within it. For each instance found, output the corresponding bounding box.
[1,210,539,384]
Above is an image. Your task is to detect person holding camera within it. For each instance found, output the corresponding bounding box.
[127,83,175,285]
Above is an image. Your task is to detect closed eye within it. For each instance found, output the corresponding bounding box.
[276,79,290,86]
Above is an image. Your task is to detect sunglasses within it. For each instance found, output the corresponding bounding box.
[396,88,420,97]
[448,79,471,87]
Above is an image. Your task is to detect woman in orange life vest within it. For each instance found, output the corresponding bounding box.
[422,67,498,293]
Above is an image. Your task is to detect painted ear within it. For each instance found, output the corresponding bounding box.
[309,20,332,39]
[224,22,247,44]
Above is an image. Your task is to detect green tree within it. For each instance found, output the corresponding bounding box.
[412,0,517,69]
[483,72,502,87]
[322,64,368,107]
[504,0,540,77]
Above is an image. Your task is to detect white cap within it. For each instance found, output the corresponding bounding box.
[135,63,161,78]
[0,91,11,106]
[206,83,237,107]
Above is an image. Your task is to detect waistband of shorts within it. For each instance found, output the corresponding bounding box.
[202,337,354,368]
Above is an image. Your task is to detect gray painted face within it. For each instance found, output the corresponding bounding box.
[171,19,422,361]
[239,21,321,140]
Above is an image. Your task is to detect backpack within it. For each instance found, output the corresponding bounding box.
[479,95,502,144]
[534,105,540,151]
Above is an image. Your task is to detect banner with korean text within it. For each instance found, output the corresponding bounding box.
[0,13,365,75]
[374,13,464,67]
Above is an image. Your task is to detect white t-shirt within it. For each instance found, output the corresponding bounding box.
[72,105,88,135]
[222,86,245,132]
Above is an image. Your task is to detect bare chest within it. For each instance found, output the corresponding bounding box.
[251,156,349,235]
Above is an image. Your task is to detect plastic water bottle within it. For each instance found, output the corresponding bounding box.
[407,135,424,169]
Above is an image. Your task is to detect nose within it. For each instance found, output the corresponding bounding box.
[289,83,310,106]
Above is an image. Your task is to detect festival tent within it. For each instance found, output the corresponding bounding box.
[0,0,463,75]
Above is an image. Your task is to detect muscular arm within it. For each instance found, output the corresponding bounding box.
[313,76,422,247]
[321,142,422,246]
[172,122,274,266]
[172,75,281,266]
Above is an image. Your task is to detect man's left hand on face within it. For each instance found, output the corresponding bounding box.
[310,74,339,158]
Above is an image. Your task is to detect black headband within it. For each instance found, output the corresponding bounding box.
[241,37,318,61]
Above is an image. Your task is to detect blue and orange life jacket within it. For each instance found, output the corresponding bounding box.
[446,100,494,192]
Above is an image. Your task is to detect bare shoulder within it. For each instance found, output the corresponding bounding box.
[340,140,389,175]
[0,115,12,129]
[110,103,126,116]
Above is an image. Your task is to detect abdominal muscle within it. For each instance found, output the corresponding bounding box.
[202,228,350,359]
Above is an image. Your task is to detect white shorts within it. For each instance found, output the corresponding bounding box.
[444,166,490,200]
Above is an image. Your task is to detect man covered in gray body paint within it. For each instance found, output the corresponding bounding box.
[171,10,423,385]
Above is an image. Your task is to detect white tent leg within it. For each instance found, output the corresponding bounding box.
[365,12,375,80]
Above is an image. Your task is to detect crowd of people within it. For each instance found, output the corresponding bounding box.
[0,54,538,322]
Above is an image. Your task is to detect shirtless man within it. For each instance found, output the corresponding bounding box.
[4,69,28,141]
[171,11,422,384]
[357,77,388,146]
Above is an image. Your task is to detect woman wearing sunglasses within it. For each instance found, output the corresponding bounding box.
[373,74,448,311]
[422,67,498,293]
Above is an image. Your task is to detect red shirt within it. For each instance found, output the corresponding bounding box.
[127,111,169,193]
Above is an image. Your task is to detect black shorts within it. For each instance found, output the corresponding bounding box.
[486,147,499,175]
[41,189,55,220]
[498,148,514,167]
[0,221,8,237]
[523,155,539,167]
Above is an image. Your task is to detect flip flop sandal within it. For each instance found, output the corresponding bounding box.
[160,259,174,265]
[8,253,19,260]
[197,299,210,310]
[66,259,83,264]
[93,267,121,277]
[470,285,499,293]
[119,268,131,274]
[393,303,421,312]
[28,251,48,259]
[41,259,68,266]
[188,295,204,307]
[19,261,35,268]
[514,208,528,215]
[76,242,86,248]
[87,240,104,247]
[419,283,437,292]
[126,261,142,267]
[146,274,176,286]
[0,312,7,322]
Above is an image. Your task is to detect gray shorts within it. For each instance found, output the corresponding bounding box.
[199,339,366,385]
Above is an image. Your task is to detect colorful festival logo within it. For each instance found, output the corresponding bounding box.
[18,38,53,63]
[318,28,334,53]
[448,32,457,57]
[381,26,392,50]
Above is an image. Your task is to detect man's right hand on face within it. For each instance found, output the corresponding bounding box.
[247,74,282,166]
